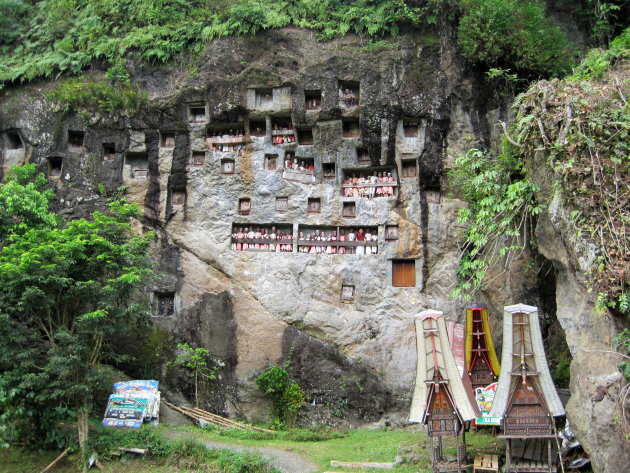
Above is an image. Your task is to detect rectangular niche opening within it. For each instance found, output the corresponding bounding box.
[357,147,370,165]
[249,120,266,137]
[239,198,251,215]
[297,128,314,145]
[156,292,175,316]
[68,130,84,151]
[125,152,149,179]
[6,131,23,149]
[342,119,360,138]
[392,260,416,287]
[171,189,186,206]
[265,153,278,171]
[255,88,273,108]
[102,143,116,161]
[221,158,235,175]
[160,131,175,148]
[403,120,420,138]
[385,225,399,242]
[323,162,336,180]
[48,156,63,178]
[342,201,356,218]
[207,124,246,153]
[426,186,442,204]
[305,90,322,110]
[339,80,360,107]
[276,197,288,213]
[401,158,417,178]
[188,104,207,123]
[191,151,205,167]
[340,284,355,302]
[271,117,295,144]
[307,197,321,214]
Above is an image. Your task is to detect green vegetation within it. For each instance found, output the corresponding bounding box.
[2,0,628,86]
[450,30,629,313]
[255,364,305,427]
[168,343,218,408]
[0,166,153,460]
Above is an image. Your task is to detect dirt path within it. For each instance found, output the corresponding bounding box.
[165,430,318,473]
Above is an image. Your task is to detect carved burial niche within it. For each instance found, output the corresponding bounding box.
[403,120,420,138]
[342,119,360,138]
[155,292,175,316]
[47,156,63,178]
[249,120,266,137]
[342,201,356,218]
[5,130,23,149]
[297,128,314,145]
[238,198,251,215]
[207,123,246,153]
[340,284,355,302]
[67,130,84,151]
[102,143,116,161]
[338,80,359,108]
[171,189,186,206]
[307,197,321,214]
[188,103,207,123]
[221,158,235,175]
[254,88,273,108]
[275,197,288,213]
[265,154,278,171]
[160,131,175,148]
[401,158,417,178]
[385,225,399,242]
[125,152,149,179]
[323,162,336,180]
[392,259,416,287]
[191,151,205,167]
[271,117,295,144]
[356,147,370,165]
[426,185,441,204]
[305,90,322,110]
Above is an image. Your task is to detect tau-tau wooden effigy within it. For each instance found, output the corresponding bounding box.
[409,310,480,473]
[465,304,501,391]
[489,304,565,473]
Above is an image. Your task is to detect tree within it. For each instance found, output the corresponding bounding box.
[0,166,153,465]
[168,343,217,408]
[255,364,304,427]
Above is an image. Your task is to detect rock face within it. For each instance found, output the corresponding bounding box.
[1,25,596,450]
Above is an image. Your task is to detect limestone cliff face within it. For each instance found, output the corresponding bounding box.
[0,29,521,424]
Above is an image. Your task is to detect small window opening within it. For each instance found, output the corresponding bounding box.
[276,197,288,213]
[343,120,360,138]
[402,159,417,178]
[297,128,314,145]
[68,130,84,150]
[305,90,322,110]
[339,81,360,107]
[307,198,321,214]
[222,159,235,175]
[6,131,23,149]
[239,198,251,215]
[392,260,416,287]
[189,105,207,123]
[342,202,356,218]
[323,163,336,180]
[385,225,399,242]
[102,143,116,161]
[48,157,63,178]
[265,154,278,171]
[250,120,266,137]
[403,121,419,138]
[357,147,370,165]
[172,190,186,206]
[160,132,175,148]
[341,285,355,302]
[156,292,175,316]
[426,186,442,204]
[255,89,273,108]
[191,151,205,167]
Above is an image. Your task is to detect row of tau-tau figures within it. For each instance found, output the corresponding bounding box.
[231,226,293,252]
[343,172,395,198]
[298,228,378,254]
